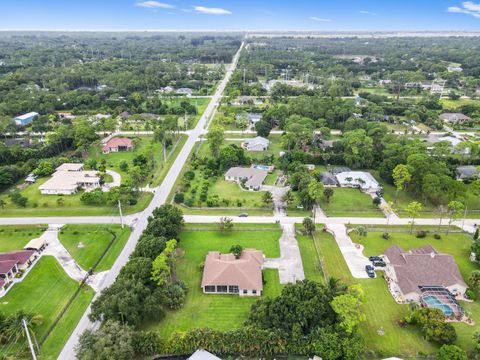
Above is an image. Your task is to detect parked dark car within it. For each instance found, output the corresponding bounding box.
[369,256,382,262]
[373,260,386,267]
[365,265,375,278]
[239,213,249,217]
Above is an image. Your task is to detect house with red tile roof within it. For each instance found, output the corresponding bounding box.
[102,137,134,154]
[201,249,264,296]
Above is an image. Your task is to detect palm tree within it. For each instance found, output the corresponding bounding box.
[324,277,347,299]
[0,311,43,345]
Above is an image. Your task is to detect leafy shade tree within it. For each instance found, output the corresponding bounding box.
[303,217,316,235]
[145,205,184,239]
[342,129,374,169]
[206,125,225,158]
[392,164,411,203]
[307,179,324,206]
[331,284,366,334]
[323,187,334,203]
[151,239,177,286]
[282,190,294,207]
[411,308,457,345]
[447,201,464,235]
[230,244,243,259]
[262,191,273,207]
[218,217,234,232]
[406,201,423,233]
[255,120,271,138]
[437,345,467,360]
[76,320,136,360]
[469,270,480,291]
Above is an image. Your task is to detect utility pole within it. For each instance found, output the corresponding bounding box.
[22,318,37,360]
[462,205,468,229]
[118,200,124,229]
[243,68,246,86]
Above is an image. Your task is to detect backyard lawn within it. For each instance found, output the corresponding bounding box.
[0,225,47,252]
[318,188,384,217]
[146,224,282,336]
[0,256,94,359]
[304,229,438,357]
[58,224,131,272]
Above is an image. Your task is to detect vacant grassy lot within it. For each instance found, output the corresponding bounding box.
[147,225,282,336]
[0,256,94,359]
[58,224,131,272]
[318,188,384,217]
[0,181,153,217]
[0,225,47,252]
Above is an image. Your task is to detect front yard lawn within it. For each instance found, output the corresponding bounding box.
[58,224,131,272]
[0,181,153,217]
[318,188,384,217]
[145,224,282,336]
[0,225,47,252]
[0,256,94,359]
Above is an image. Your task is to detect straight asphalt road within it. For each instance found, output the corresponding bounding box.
[58,41,245,359]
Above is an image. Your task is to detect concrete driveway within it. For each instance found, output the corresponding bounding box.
[326,224,370,279]
[102,170,121,191]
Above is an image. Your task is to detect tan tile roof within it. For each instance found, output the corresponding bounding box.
[103,137,133,151]
[385,245,466,295]
[55,163,84,172]
[201,249,264,290]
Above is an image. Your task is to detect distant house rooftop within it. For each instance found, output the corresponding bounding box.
[55,163,84,172]
[439,113,471,124]
[242,136,269,151]
[335,171,380,191]
[188,350,222,360]
[456,166,480,180]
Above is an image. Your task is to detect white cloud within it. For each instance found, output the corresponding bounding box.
[194,6,232,15]
[448,2,480,18]
[310,16,332,22]
[136,1,174,9]
[359,10,376,15]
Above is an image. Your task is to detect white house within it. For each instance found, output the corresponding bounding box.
[14,112,39,126]
[335,171,381,192]
[39,163,100,195]
[242,136,269,151]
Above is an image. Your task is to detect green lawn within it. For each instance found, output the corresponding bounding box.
[176,205,273,216]
[151,135,187,186]
[348,226,478,355]
[211,179,266,207]
[0,225,47,252]
[0,182,152,217]
[58,225,131,272]
[146,225,282,336]
[318,188,384,217]
[306,230,438,358]
[0,257,94,359]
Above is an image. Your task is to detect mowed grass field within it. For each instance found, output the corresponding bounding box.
[0,225,47,252]
[58,224,131,272]
[0,257,94,360]
[146,225,282,336]
[318,188,384,217]
[298,225,479,357]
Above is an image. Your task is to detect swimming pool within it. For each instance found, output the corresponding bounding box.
[423,295,454,316]
[254,165,270,171]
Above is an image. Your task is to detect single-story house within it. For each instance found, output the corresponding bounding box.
[424,135,470,155]
[201,249,264,296]
[14,112,39,126]
[384,245,467,303]
[224,167,268,191]
[39,163,100,195]
[335,171,381,192]
[305,164,315,171]
[102,137,134,154]
[24,238,47,252]
[456,166,480,181]
[247,113,262,124]
[188,350,221,360]
[319,140,336,150]
[176,88,193,96]
[320,172,339,187]
[439,113,472,124]
[331,166,351,175]
[242,136,269,152]
[4,139,31,148]
[157,86,174,93]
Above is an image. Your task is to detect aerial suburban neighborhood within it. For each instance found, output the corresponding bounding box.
[0,1,480,360]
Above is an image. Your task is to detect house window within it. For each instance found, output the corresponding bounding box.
[217,285,228,293]
[205,286,215,293]
[229,286,239,293]
[243,289,248,294]
[252,290,257,294]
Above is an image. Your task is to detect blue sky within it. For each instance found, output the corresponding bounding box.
[1,0,480,31]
